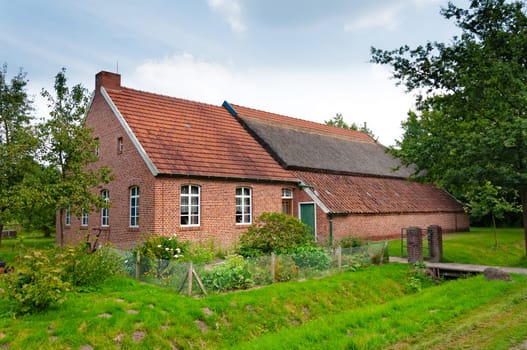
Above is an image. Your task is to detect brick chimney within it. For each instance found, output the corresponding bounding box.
[95,71,121,91]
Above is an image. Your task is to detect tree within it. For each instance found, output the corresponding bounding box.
[467,181,521,248]
[371,0,527,254]
[39,68,111,246]
[324,113,377,139]
[0,64,37,246]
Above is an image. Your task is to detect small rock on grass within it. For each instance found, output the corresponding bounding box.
[483,267,511,281]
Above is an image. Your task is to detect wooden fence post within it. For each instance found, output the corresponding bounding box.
[337,245,342,270]
[136,250,141,280]
[271,253,276,283]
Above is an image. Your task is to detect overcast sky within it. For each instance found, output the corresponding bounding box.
[2,0,466,146]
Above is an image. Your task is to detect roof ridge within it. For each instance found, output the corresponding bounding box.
[111,86,225,110]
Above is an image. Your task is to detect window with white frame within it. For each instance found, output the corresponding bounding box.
[65,207,71,226]
[282,188,293,215]
[236,187,252,224]
[180,185,200,226]
[130,186,139,227]
[117,137,123,154]
[101,190,109,227]
[81,210,88,226]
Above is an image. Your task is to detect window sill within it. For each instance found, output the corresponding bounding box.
[179,226,201,231]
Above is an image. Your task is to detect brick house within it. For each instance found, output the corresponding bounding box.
[59,71,468,248]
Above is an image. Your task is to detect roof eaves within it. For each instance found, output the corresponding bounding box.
[157,172,299,184]
[101,87,159,176]
[300,184,330,214]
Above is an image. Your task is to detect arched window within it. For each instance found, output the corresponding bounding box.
[181,185,200,226]
[130,186,140,227]
[236,187,252,224]
[101,190,109,227]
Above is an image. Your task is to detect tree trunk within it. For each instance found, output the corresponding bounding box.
[491,214,497,249]
[521,187,527,256]
[0,222,3,248]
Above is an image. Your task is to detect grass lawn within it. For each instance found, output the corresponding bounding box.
[388,227,527,268]
[1,228,527,349]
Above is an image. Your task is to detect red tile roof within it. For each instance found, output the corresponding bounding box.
[295,171,464,214]
[103,86,297,182]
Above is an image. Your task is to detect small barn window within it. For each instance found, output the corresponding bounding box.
[101,190,109,227]
[94,138,100,157]
[236,187,252,224]
[117,137,123,154]
[282,188,293,215]
[181,185,200,226]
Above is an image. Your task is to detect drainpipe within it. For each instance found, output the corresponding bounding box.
[329,214,334,247]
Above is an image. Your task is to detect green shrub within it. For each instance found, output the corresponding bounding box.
[239,212,312,256]
[134,233,189,260]
[186,243,216,264]
[59,245,123,289]
[2,250,70,314]
[291,245,331,270]
[338,236,364,248]
[201,254,254,292]
[132,234,189,277]
[274,255,298,282]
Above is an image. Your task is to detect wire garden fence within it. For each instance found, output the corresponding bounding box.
[123,242,388,296]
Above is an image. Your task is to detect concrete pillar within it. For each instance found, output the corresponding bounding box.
[407,227,423,263]
[427,225,443,263]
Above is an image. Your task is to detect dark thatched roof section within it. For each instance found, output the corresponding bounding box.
[236,112,413,178]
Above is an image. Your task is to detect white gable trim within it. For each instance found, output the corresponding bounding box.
[101,87,159,176]
[302,186,330,214]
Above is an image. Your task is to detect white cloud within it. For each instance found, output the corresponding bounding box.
[128,53,414,146]
[207,0,246,33]
[344,3,404,32]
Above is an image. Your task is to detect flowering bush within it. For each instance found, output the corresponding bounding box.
[131,234,190,278]
[134,234,189,260]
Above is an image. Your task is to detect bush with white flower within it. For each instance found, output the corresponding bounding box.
[135,233,190,261]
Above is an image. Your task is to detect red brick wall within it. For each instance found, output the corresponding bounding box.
[295,188,469,243]
[59,90,157,248]
[59,89,295,249]
[153,178,288,248]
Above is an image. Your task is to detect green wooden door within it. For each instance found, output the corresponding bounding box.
[300,203,316,239]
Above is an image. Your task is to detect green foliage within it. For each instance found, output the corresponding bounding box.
[239,212,313,256]
[2,249,70,313]
[371,0,527,248]
[324,113,376,139]
[201,254,254,292]
[291,245,331,270]
[0,64,39,246]
[274,255,299,282]
[406,262,435,293]
[134,234,189,261]
[338,236,364,248]
[131,234,189,278]
[39,68,112,246]
[58,245,123,289]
